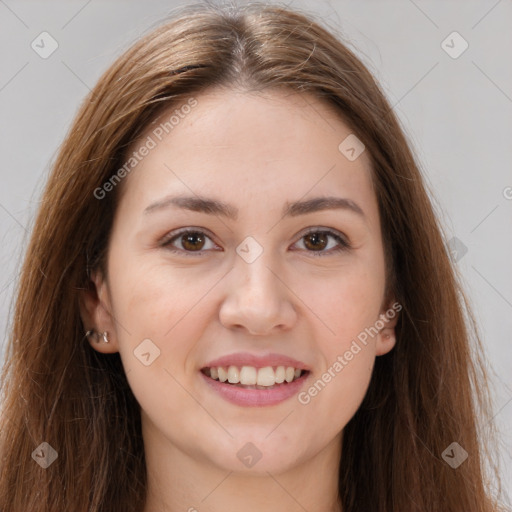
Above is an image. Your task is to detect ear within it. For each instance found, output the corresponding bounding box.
[375,299,401,356]
[79,269,119,354]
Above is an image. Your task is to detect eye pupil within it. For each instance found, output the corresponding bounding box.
[304,232,328,251]
[182,232,205,251]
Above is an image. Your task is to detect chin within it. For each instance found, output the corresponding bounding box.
[203,434,306,475]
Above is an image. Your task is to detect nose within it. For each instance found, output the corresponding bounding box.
[218,252,297,336]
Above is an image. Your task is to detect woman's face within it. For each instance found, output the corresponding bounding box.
[85,88,397,474]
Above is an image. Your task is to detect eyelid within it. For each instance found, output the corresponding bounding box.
[299,226,350,244]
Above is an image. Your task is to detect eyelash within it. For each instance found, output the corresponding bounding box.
[159,227,351,257]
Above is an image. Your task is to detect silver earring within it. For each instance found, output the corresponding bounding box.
[85,330,99,342]
[85,330,110,343]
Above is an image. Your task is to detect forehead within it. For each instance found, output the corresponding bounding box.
[116,87,377,223]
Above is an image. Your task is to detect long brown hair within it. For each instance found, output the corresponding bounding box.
[0,2,505,511]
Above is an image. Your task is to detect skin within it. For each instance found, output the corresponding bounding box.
[81,87,398,512]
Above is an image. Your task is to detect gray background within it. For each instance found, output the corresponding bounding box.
[0,0,511,503]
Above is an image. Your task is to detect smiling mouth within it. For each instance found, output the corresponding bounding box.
[201,365,309,390]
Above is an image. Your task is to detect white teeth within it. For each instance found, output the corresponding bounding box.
[217,367,228,382]
[240,366,257,385]
[275,366,285,383]
[227,365,240,384]
[205,364,305,387]
[257,366,275,386]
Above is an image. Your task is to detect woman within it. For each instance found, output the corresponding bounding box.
[0,2,506,511]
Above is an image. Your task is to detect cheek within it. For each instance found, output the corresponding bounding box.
[296,268,380,418]
[108,266,207,429]
[292,263,381,416]
[298,347,374,445]
[294,261,384,346]
[106,255,214,381]
[110,251,216,334]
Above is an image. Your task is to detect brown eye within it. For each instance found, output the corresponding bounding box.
[161,227,350,257]
[303,232,329,251]
[161,229,217,256]
[294,228,351,256]
[180,232,205,251]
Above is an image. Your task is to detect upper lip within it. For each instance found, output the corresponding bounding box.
[202,352,311,371]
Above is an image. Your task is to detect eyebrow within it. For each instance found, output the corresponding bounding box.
[143,194,365,220]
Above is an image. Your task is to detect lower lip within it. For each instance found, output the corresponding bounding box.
[200,371,309,407]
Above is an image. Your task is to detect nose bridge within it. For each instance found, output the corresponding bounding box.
[234,239,282,304]
[219,236,296,334]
